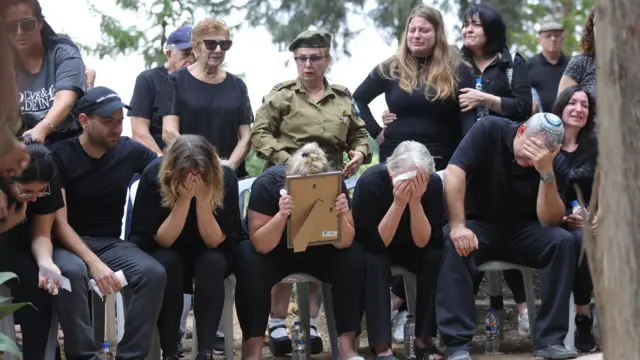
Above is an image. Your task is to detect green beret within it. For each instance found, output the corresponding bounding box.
[288,30,332,51]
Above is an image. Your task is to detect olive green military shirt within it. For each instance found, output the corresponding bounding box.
[251,78,371,167]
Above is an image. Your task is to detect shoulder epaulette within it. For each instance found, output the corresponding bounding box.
[272,80,296,91]
[330,84,352,97]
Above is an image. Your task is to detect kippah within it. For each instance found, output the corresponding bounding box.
[533,112,564,136]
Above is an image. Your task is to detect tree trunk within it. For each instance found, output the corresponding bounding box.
[589,1,640,358]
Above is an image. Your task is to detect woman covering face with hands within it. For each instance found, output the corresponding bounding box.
[129,134,241,360]
[352,141,445,360]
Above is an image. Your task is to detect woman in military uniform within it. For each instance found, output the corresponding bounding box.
[250,30,371,357]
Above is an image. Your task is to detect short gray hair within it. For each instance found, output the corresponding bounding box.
[386,141,435,174]
[524,112,565,149]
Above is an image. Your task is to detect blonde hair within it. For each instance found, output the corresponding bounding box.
[379,4,462,101]
[386,141,436,174]
[286,143,330,176]
[190,18,230,49]
[158,135,225,211]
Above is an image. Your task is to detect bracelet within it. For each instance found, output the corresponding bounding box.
[43,120,55,131]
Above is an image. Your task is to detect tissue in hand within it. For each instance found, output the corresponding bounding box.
[392,171,417,185]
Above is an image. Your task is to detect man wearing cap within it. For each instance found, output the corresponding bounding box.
[251,29,370,357]
[436,113,579,360]
[49,86,164,360]
[526,22,569,112]
[130,25,194,156]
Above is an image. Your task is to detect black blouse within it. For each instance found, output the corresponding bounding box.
[562,139,598,213]
[129,157,241,253]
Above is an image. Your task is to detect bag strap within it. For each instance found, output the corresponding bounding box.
[506,51,516,90]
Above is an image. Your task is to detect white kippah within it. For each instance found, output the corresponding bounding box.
[533,112,563,135]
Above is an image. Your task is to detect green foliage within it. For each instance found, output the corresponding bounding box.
[0,272,28,358]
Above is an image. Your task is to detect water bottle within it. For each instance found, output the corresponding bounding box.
[571,200,589,217]
[98,342,114,360]
[291,321,307,360]
[484,308,499,354]
[403,315,416,359]
[475,77,490,119]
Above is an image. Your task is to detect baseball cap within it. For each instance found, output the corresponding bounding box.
[77,86,131,117]
[166,26,193,50]
[539,22,563,34]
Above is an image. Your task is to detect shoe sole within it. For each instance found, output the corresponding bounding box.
[269,336,293,356]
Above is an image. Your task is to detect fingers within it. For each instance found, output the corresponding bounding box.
[279,195,294,215]
[109,273,123,292]
[460,88,472,93]
[96,278,113,295]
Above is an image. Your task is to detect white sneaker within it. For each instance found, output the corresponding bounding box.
[518,309,530,337]
[392,310,408,342]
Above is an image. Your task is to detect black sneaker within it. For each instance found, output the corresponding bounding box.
[575,314,598,352]
[532,345,578,359]
[176,330,185,358]
[194,351,214,360]
[309,325,323,354]
[268,324,292,356]
[213,335,225,355]
[163,354,180,360]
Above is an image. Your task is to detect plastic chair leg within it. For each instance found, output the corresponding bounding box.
[564,293,576,351]
[321,283,339,360]
[522,268,537,334]
[223,277,235,360]
[486,271,506,340]
[297,282,312,359]
[403,276,417,317]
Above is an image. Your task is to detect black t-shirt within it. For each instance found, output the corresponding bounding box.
[158,69,254,178]
[561,139,597,213]
[247,165,350,250]
[352,63,476,168]
[128,66,169,150]
[449,116,569,224]
[526,53,569,112]
[352,164,444,252]
[50,137,157,238]
[129,157,241,253]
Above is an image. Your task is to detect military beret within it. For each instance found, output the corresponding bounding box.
[288,30,332,51]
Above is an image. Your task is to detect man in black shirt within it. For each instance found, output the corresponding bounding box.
[526,22,570,112]
[436,114,578,360]
[50,86,164,360]
[129,26,193,155]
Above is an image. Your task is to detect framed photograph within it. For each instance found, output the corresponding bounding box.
[285,171,343,252]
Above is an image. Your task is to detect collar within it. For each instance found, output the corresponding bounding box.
[538,52,568,66]
[503,121,521,155]
[294,77,336,99]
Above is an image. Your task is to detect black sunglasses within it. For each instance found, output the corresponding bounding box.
[5,18,37,34]
[203,40,232,51]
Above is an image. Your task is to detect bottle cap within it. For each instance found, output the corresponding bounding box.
[294,321,302,325]
[102,342,110,348]
[488,308,495,312]
[571,200,579,207]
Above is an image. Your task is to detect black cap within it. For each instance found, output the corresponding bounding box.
[77,86,131,117]
[288,30,332,51]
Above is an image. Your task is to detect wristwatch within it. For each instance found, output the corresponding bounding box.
[540,172,555,184]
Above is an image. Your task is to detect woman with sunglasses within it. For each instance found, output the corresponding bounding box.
[160,18,253,180]
[3,0,86,145]
[0,138,64,359]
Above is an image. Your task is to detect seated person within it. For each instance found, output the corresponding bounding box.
[0,139,62,360]
[436,113,578,360]
[49,86,164,359]
[129,134,241,360]
[235,142,364,360]
[352,141,444,360]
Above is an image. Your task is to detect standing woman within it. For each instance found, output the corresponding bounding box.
[3,0,86,145]
[353,4,476,167]
[160,18,253,179]
[457,3,532,124]
[558,9,596,100]
[129,134,241,360]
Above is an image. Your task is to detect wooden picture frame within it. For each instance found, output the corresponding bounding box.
[285,171,343,252]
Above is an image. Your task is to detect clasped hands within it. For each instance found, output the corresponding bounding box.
[391,169,429,207]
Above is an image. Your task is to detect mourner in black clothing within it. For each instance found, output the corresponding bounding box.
[353,141,444,360]
[0,139,61,360]
[130,135,241,360]
[353,4,475,166]
[436,114,578,360]
[235,142,364,360]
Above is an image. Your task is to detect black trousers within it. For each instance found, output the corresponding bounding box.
[150,247,230,354]
[498,228,593,306]
[54,237,166,360]
[436,221,575,354]
[0,229,55,360]
[235,241,365,340]
[363,244,442,348]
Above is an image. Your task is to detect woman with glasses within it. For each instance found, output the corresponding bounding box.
[159,18,253,180]
[3,0,87,145]
[250,29,371,356]
[0,138,64,359]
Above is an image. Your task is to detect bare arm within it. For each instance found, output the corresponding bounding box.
[248,210,287,254]
[536,178,565,226]
[444,165,467,228]
[30,212,55,265]
[333,203,355,250]
[408,201,431,248]
[195,199,226,248]
[54,189,102,266]
[377,202,405,247]
[557,75,578,98]
[162,115,180,146]
[131,117,163,155]
[154,197,190,248]
[35,90,78,136]
[228,124,251,169]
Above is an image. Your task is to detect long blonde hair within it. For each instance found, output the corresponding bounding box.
[379,4,462,101]
[286,143,330,176]
[159,135,224,210]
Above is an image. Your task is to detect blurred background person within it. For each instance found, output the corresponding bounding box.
[558,8,596,100]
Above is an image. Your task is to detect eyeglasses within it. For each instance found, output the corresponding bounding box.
[15,183,50,199]
[294,56,325,66]
[4,18,37,34]
[203,40,232,51]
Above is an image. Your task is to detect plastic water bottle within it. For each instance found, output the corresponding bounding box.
[475,77,490,119]
[291,321,307,360]
[484,308,499,354]
[571,200,589,217]
[403,315,416,359]
[98,343,114,360]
